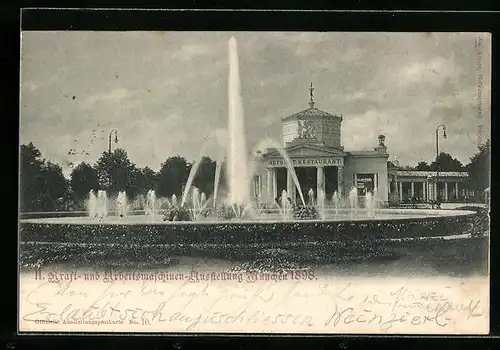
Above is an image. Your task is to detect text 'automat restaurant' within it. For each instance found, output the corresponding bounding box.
[250,85,469,206]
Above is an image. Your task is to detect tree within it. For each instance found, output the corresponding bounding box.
[131,166,157,195]
[20,143,45,211]
[414,161,431,171]
[430,152,464,172]
[19,143,69,212]
[192,156,217,196]
[39,161,70,211]
[93,149,138,198]
[157,156,190,197]
[70,162,99,201]
[464,139,490,192]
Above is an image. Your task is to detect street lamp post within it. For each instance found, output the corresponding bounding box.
[106,129,119,191]
[435,124,447,203]
[108,129,119,153]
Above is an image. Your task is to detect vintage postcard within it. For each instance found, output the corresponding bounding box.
[18,31,491,334]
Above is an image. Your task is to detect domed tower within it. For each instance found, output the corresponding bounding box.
[281,83,343,150]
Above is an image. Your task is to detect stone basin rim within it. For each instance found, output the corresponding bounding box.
[19,209,478,226]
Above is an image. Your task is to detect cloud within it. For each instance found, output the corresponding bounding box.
[394,56,462,88]
[22,81,40,92]
[171,43,219,61]
[82,88,131,107]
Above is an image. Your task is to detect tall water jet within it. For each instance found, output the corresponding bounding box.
[227,37,250,206]
[181,158,202,208]
[213,160,222,208]
[87,190,97,219]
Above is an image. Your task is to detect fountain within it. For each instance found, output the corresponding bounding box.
[145,190,157,219]
[317,189,326,220]
[227,37,250,209]
[19,36,479,253]
[174,37,254,219]
[365,190,374,218]
[276,189,292,220]
[186,187,212,221]
[87,190,97,219]
[373,187,381,212]
[96,190,108,219]
[116,191,128,217]
[332,191,340,217]
[348,186,358,218]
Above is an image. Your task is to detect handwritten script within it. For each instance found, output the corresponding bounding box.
[19,272,488,334]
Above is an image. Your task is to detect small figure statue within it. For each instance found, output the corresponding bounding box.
[297,120,316,140]
[378,134,386,147]
[390,176,397,192]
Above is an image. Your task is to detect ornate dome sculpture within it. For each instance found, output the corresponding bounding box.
[281,83,343,149]
[281,83,342,122]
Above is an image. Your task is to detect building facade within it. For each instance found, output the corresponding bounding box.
[250,86,390,205]
[249,86,471,206]
[387,167,469,204]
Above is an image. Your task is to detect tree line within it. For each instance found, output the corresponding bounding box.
[19,139,490,212]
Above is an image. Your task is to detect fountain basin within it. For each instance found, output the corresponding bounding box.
[19,208,488,274]
[19,209,479,245]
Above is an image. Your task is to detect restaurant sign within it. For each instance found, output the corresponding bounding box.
[268,157,344,167]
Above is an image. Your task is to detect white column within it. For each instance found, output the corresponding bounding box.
[337,165,344,197]
[455,182,459,201]
[423,182,427,201]
[272,169,277,201]
[353,173,358,186]
[399,182,403,201]
[444,182,448,202]
[374,173,378,191]
[266,168,273,203]
[317,166,325,197]
[411,182,415,198]
[254,175,260,198]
